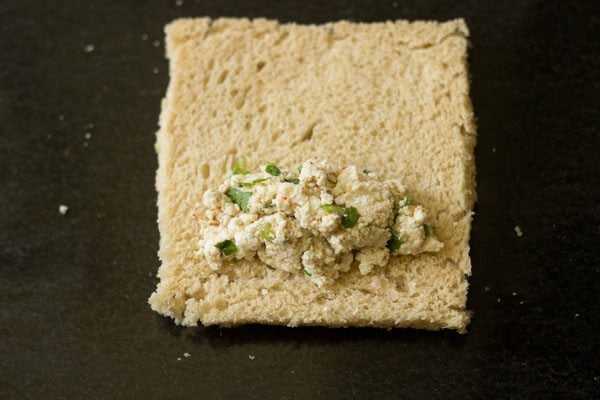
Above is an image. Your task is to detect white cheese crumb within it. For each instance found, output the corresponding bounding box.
[141,33,148,41]
[84,44,95,53]
[484,286,490,292]
[248,355,255,360]
[574,313,580,318]
[519,301,524,305]
[492,147,497,153]
[497,298,501,303]
[177,357,181,361]
[512,292,517,296]
[261,288,268,295]
[152,40,160,47]
[153,67,159,74]
[59,205,68,215]
[84,132,92,139]
[183,352,191,358]
[514,225,523,237]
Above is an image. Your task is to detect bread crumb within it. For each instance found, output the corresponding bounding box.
[183,352,191,358]
[83,141,89,148]
[87,123,94,129]
[177,357,181,361]
[392,1,399,7]
[84,132,92,139]
[514,225,523,237]
[484,286,490,292]
[290,370,296,375]
[497,298,501,303]
[84,44,95,53]
[175,0,183,6]
[492,147,497,153]
[519,301,524,305]
[153,67,159,74]
[59,205,68,215]
[574,313,580,318]
[512,292,517,296]
[248,355,255,360]
[153,40,160,47]
[141,33,148,41]
[58,114,64,122]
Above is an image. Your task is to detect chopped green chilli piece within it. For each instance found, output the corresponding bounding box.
[341,207,360,229]
[386,232,404,252]
[240,178,269,188]
[402,195,411,207]
[225,187,251,211]
[320,204,345,215]
[303,268,312,277]
[265,163,281,176]
[215,239,237,256]
[363,168,371,175]
[232,159,249,175]
[259,223,275,242]
[423,224,431,237]
[284,178,300,184]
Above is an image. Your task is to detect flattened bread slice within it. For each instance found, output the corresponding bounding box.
[149,17,476,332]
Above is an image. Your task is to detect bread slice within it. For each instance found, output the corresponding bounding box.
[149,17,476,332]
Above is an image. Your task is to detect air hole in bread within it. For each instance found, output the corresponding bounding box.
[217,70,228,84]
[207,59,215,70]
[201,163,210,179]
[256,61,266,71]
[271,131,280,141]
[300,122,316,142]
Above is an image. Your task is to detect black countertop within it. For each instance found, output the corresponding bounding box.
[1,1,598,398]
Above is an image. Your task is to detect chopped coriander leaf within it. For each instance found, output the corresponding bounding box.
[402,195,411,207]
[232,159,249,175]
[386,232,404,252]
[320,204,345,215]
[341,207,360,229]
[265,163,281,176]
[303,268,312,277]
[363,168,371,175]
[240,178,269,188]
[215,239,237,256]
[259,223,275,242]
[284,178,300,184]
[225,187,251,211]
[423,224,431,237]
[392,202,400,223]
[297,165,303,173]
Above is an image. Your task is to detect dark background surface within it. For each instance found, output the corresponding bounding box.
[1,0,599,398]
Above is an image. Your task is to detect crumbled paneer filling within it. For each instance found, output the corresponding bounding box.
[198,160,443,287]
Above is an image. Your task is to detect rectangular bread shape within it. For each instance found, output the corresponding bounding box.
[149,17,477,332]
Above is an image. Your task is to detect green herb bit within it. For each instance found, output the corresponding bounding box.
[225,187,251,211]
[215,239,237,256]
[341,207,360,229]
[297,165,303,173]
[265,163,281,176]
[363,168,371,175]
[264,201,274,208]
[240,178,269,188]
[320,204,345,215]
[386,232,404,252]
[423,224,431,237]
[402,195,411,207]
[232,159,249,175]
[284,178,300,184]
[303,269,312,277]
[259,223,275,242]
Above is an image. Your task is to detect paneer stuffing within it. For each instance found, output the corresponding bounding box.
[198,160,443,287]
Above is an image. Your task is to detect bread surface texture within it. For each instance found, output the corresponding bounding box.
[149,17,477,332]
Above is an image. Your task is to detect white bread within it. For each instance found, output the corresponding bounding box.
[149,17,476,332]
